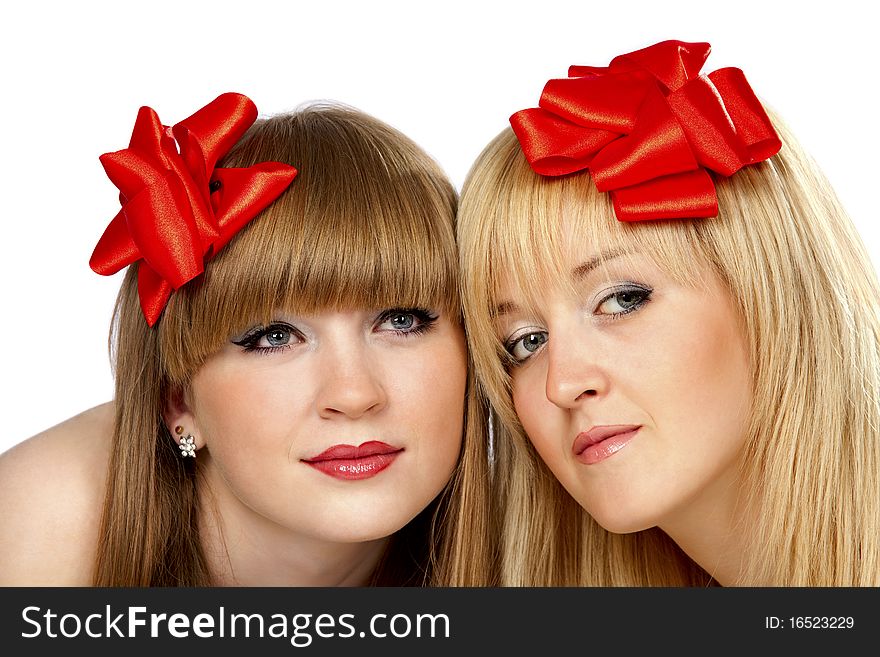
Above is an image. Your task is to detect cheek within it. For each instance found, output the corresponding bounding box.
[642,297,752,459]
[691,327,751,452]
[690,341,749,416]
[405,334,468,447]
[191,361,304,458]
[511,367,558,458]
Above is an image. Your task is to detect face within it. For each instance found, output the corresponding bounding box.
[494,225,752,535]
[183,306,466,544]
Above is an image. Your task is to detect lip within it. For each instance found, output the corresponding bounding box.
[572,425,641,465]
[302,441,403,480]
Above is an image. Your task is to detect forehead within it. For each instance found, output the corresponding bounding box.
[490,198,637,301]
[480,158,712,313]
[493,247,653,312]
[490,209,709,318]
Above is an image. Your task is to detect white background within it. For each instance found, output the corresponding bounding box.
[1,1,877,453]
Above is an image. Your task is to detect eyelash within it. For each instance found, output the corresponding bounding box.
[374,307,439,337]
[232,308,439,355]
[232,322,302,355]
[503,284,653,365]
[596,284,653,318]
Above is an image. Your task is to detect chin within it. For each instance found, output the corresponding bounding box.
[312,510,421,544]
[582,498,658,535]
[594,517,654,535]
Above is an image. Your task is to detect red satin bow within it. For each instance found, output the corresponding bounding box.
[510,40,781,221]
[90,92,298,326]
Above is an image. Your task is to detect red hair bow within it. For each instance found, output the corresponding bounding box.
[510,40,782,221]
[90,92,298,326]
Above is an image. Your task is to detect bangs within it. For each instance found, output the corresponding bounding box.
[478,130,714,320]
[158,104,458,382]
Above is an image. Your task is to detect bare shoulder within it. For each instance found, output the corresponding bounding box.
[0,402,115,585]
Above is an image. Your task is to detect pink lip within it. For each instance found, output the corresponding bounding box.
[572,425,640,465]
[302,441,403,480]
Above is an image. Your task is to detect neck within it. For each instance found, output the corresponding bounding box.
[658,466,748,586]
[196,459,390,587]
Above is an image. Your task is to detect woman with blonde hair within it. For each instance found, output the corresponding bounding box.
[458,40,880,586]
[0,94,493,586]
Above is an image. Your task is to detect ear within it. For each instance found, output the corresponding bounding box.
[163,386,205,454]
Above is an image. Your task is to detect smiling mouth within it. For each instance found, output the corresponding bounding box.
[302,441,403,480]
[572,425,641,465]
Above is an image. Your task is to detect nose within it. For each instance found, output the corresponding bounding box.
[315,340,387,420]
[544,330,610,409]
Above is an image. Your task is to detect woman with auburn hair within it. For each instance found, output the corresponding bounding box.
[0,95,493,586]
[457,40,880,586]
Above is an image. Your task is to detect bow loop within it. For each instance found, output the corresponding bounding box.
[88,211,137,275]
[707,68,782,163]
[126,106,172,167]
[610,40,711,92]
[590,86,699,191]
[667,74,752,176]
[510,108,617,176]
[121,170,203,288]
[541,72,651,133]
[208,163,303,253]
[510,40,781,222]
[90,93,298,325]
[172,92,258,190]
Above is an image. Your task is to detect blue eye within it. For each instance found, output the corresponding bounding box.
[232,323,302,354]
[506,330,548,363]
[385,313,415,330]
[596,286,652,316]
[375,308,439,336]
[264,327,292,347]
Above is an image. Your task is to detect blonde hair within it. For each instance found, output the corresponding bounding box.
[95,103,494,586]
[458,112,880,586]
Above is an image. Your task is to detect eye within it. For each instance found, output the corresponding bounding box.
[595,285,652,317]
[264,327,292,347]
[375,308,439,336]
[232,323,303,354]
[505,330,548,364]
[383,313,415,330]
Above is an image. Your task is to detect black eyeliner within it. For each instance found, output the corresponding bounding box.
[596,283,653,318]
[375,307,439,336]
[232,322,299,353]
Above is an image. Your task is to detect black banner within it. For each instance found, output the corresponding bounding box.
[0,587,875,654]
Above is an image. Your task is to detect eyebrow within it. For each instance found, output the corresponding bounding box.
[492,301,519,318]
[572,248,629,281]
[492,248,632,318]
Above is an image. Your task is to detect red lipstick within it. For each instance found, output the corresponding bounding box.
[302,441,403,480]
[572,425,640,465]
